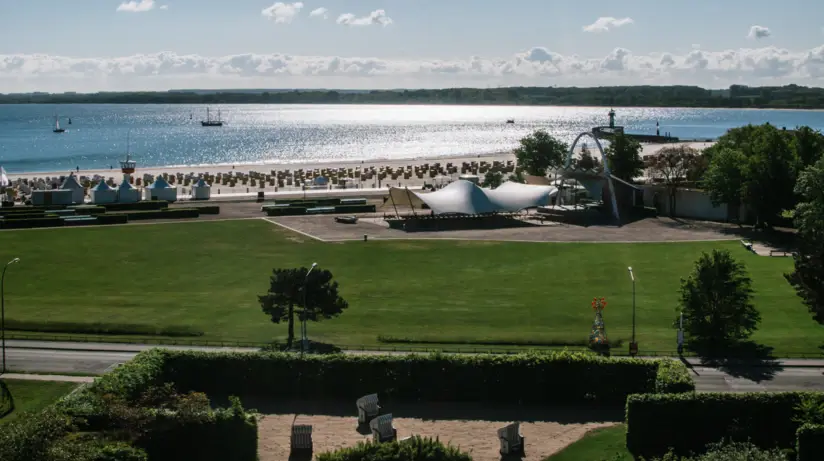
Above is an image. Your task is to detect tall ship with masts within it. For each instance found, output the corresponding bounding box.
[201,108,223,127]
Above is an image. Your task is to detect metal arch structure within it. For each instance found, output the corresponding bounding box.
[562,131,621,223]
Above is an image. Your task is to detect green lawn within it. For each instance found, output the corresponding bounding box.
[0,220,818,354]
[0,379,78,424]
[546,425,632,461]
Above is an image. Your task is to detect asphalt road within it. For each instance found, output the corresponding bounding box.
[4,340,824,393]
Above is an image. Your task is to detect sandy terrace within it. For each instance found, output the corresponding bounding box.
[267,214,744,243]
[254,400,621,461]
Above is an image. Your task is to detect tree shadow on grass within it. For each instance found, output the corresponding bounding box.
[693,340,783,382]
[235,398,626,425]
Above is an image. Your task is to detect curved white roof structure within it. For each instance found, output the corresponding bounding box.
[391,180,556,215]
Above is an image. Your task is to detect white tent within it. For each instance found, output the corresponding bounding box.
[117,180,141,203]
[61,173,85,204]
[191,178,211,200]
[0,166,9,187]
[90,180,117,204]
[391,180,556,215]
[143,176,177,201]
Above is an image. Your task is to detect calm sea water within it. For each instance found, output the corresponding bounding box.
[1,104,824,173]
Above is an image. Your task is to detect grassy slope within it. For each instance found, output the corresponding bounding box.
[0,379,77,424]
[545,425,632,461]
[0,220,817,353]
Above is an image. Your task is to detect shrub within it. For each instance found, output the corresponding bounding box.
[1,212,51,220]
[48,437,148,461]
[0,408,74,461]
[654,441,789,461]
[797,424,824,461]
[317,436,472,461]
[162,350,662,405]
[334,204,377,213]
[654,359,696,394]
[86,349,168,402]
[0,217,64,229]
[95,214,129,225]
[116,208,199,221]
[102,201,169,212]
[626,392,811,458]
[266,206,307,216]
[192,206,220,215]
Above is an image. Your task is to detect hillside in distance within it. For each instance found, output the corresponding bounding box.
[2,84,824,109]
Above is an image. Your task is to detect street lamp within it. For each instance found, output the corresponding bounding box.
[2,257,20,374]
[301,262,318,354]
[627,266,637,357]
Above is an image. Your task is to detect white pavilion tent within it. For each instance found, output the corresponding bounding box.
[191,178,211,200]
[387,180,557,215]
[60,173,85,204]
[90,180,116,204]
[143,176,177,201]
[117,180,141,203]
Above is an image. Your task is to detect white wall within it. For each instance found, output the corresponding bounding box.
[643,186,745,221]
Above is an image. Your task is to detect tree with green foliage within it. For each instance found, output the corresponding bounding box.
[702,147,747,209]
[676,250,760,349]
[574,146,601,171]
[785,157,824,323]
[645,145,700,216]
[605,132,644,182]
[792,126,824,168]
[259,266,349,349]
[482,170,504,189]
[513,130,568,177]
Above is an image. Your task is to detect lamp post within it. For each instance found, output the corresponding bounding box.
[2,257,20,374]
[301,262,318,354]
[627,266,637,357]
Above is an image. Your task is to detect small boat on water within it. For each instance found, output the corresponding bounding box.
[53,115,65,133]
[201,108,223,127]
[506,119,515,124]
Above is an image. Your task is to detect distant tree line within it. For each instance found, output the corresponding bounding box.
[5,84,824,108]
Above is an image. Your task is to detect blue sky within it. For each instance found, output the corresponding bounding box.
[0,0,823,91]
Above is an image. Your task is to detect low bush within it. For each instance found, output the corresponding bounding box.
[95,214,129,225]
[654,441,788,461]
[317,436,471,461]
[626,392,811,458]
[191,205,220,215]
[334,204,376,213]
[115,208,199,221]
[654,359,696,394]
[1,212,51,220]
[0,217,64,229]
[86,349,168,402]
[47,437,148,461]
[0,408,74,461]
[3,319,203,337]
[797,424,824,461]
[72,206,107,215]
[162,350,663,405]
[266,206,306,216]
[102,201,169,212]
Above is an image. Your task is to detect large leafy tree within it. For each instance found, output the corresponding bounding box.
[259,266,349,348]
[645,145,699,216]
[605,132,644,182]
[574,146,602,171]
[703,147,747,208]
[677,250,760,349]
[513,130,568,177]
[792,126,824,168]
[785,157,824,323]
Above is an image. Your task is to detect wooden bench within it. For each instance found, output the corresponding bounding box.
[356,393,381,424]
[291,424,312,453]
[498,422,525,455]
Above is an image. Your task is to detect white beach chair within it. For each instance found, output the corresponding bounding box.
[370,413,397,443]
[290,424,313,453]
[356,393,381,424]
[498,422,525,455]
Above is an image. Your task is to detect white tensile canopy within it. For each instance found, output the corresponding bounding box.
[90,180,117,204]
[60,172,85,203]
[191,178,211,200]
[144,175,177,201]
[387,180,557,215]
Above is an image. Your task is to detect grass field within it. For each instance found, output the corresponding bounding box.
[0,379,78,424]
[0,219,818,354]
[545,425,631,461]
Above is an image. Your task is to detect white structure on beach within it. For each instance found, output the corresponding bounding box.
[61,173,85,204]
[31,189,74,206]
[191,178,211,200]
[117,153,141,203]
[144,175,177,201]
[388,180,556,215]
[90,180,117,204]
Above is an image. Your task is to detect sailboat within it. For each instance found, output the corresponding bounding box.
[201,108,223,127]
[53,115,66,133]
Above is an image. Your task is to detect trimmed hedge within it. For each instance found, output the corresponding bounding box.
[1,212,53,220]
[71,206,107,215]
[265,206,307,216]
[797,424,824,461]
[191,205,220,215]
[88,349,167,401]
[116,208,199,221]
[317,436,472,461]
[102,201,169,212]
[334,204,376,213]
[626,392,813,458]
[96,214,129,225]
[161,351,663,404]
[654,359,695,394]
[275,198,341,206]
[0,217,64,229]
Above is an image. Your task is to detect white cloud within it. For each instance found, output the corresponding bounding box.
[261,2,304,24]
[583,17,634,33]
[337,10,392,27]
[116,0,158,12]
[159,4,168,9]
[3,44,824,92]
[309,7,328,19]
[748,25,771,39]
